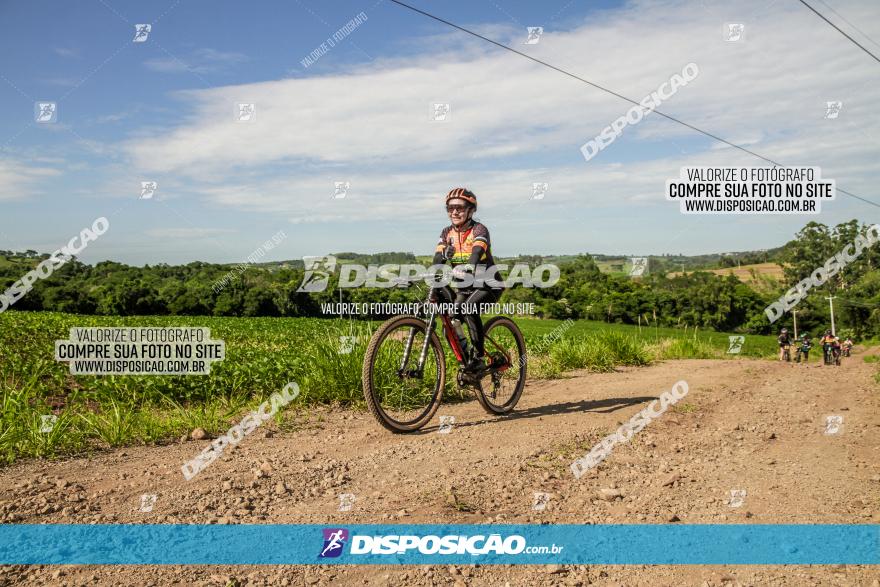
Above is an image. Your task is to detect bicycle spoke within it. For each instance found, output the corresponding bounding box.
[478,318,526,413]
[368,321,441,428]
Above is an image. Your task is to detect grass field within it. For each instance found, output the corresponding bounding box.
[666,262,785,284]
[0,311,778,463]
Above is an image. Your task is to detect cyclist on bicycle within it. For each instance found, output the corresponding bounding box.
[777,328,791,361]
[842,337,854,356]
[795,333,812,363]
[819,330,839,365]
[431,187,504,374]
[819,330,838,346]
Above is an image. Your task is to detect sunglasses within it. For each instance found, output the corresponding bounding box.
[446,205,468,213]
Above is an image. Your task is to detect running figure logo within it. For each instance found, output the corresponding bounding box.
[338,493,356,512]
[133,24,151,43]
[824,101,842,119]
[438,415,455,434]
[629,257,648,277]
[139,494,157,512]
[524,27,543,45]
[333,181,350,199]
[35,102,57,123]
[140,181,158,199]
[532,182,548,200]
[319,528,349,558]
[431,103,450,121]
[824,415,843,435]
[237,103,256,122]
[724,23,744,42]
[338,336,356,355]
[39,414,58,433]
[297,255,337,292]
[728,489,746,508]
[727,335,745,354]
[532,492,550,511]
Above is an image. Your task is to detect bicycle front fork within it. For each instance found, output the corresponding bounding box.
[398,311,438,378]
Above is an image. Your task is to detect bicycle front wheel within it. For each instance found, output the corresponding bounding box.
[362,316,445,433]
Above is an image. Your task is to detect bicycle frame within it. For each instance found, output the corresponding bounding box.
[394,278,512,378]
[416,315,466,368]
[397,286,466,378]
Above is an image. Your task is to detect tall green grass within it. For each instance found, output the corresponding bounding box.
[529,331,651,378]
[646,337,718,360]
[0,311,778,463]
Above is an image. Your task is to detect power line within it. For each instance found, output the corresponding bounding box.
[798,0,880,65]
[833,297,880,309]
[815,0,880,52]
[387,0,879,210]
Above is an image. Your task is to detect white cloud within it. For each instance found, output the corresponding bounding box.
[0,160,61,201]
[108,0,880,258]
[143,48,249,74]
[125,0,879,193]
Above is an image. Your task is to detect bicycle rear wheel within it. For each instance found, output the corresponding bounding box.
[362,315,445,433]
[475,316,526,414]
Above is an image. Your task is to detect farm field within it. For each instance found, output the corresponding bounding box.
[667,262,786,284]
[0,311,777,463]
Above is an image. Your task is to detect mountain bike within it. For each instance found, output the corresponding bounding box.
[781,343,791,362]
[823,343,841,366]
[361,274,527,433]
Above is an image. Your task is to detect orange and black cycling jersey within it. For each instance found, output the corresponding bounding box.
[436,221,493,265]
[820,335,838,345]
[434,221,501,288]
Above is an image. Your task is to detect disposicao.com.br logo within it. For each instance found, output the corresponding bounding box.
[318,528,563,557]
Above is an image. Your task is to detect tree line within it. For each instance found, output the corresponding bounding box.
[2,220,879,338]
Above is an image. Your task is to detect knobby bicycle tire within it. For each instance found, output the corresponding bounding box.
[362,315,445,433]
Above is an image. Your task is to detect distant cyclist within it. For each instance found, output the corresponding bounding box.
[795,333,812,363]
[431,187,504,374]
[819,330,840,365]
[841,337,853,357]
[777,328,791,361]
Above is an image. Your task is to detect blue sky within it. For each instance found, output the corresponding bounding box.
[1,0,879,265]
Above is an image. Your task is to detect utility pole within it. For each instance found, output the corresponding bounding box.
[825,296,837,336]
[793,310,798,340]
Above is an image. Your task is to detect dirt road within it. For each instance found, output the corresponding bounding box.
[1,351,879,586]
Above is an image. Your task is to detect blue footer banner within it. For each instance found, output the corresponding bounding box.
[1,524,877,565]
